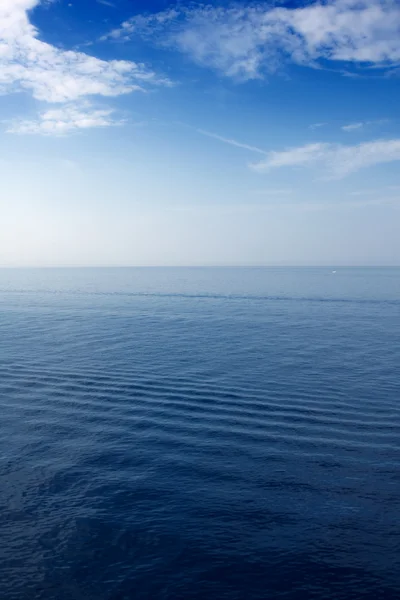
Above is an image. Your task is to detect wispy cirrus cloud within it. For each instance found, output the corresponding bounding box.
[341,119,390,131]
[96,0,116,7]
[104,0,400,81]
[342,122,365,132]
[1,0,170,134]
[309,123,327,130]
[251,139,400,178]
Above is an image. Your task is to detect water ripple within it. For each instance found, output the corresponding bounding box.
[0,268,400,599]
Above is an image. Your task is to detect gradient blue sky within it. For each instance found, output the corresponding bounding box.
[1,0,400,266]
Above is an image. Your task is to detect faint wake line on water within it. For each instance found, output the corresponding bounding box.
[1,288,400,306]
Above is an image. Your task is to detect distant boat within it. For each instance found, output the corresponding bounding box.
[332,270,337,274]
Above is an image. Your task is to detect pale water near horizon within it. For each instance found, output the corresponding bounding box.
[0,267,399,599]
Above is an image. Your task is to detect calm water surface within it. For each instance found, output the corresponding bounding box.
[0,267,399,599]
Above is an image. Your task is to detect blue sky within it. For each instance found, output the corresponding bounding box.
[1,0,400,266]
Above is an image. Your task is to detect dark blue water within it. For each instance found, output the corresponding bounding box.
[1,267,399,600]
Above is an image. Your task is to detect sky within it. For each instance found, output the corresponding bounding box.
[1,0,400,267]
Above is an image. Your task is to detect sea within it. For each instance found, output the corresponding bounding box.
[0,267,399,600]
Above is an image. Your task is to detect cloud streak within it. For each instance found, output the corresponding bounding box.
[96,0,116,7]
[342,122,364,131]
[105,0,400,80]
[341,119,390,131]
[251,139,400,178]
[310,123,327,130]
[196,129,266,155]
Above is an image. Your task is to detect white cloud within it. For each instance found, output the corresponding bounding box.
[251,139,400,178]
[342,119,389,131]
[106,0,400,80]
[103,9,181,42]
[309,123,327,130]
[342,122,364,131]
[7,103,121,135]
[1,0,169,133]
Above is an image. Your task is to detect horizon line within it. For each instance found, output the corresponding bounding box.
[0,265,399,269]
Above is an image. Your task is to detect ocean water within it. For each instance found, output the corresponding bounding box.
[0,267,399,600]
